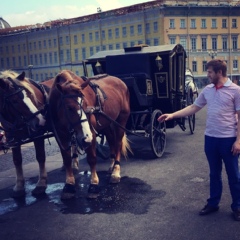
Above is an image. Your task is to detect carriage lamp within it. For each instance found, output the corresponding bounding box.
[155,55,163,70]
[95,61,103,74]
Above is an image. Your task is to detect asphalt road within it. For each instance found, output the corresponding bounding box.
[0,105,240,240]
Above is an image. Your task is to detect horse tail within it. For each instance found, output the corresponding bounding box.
[121,133,133,159]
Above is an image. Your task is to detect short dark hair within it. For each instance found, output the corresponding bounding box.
[206,59,227,77]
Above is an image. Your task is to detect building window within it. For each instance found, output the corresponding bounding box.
[90,47,94,56]
[191,38,197,50]
[192,61,197,72]
[12,57,16,67]
[53,39,57,47]
[49,53,52,64]
[130,26,134,36]
[122,27,127,37]
[108,29,112,39]
[232,36,238,49]
[222,19,227,28]
[74,35,78,44]
[180,19,186,29]
[60,50,64,63]
[81,34,85,43]
[212,19,217,28]
[201,19,206,28]
[123,42,127,48]
[12,45,15,54]
[95,32,99,41]
[180,37,187,49]
[232,19,237,28]
[102,45,106,51]
[74,49,79,61]
[154,38,159,46]
[24,56,27,66]
[66,49,70,62]
[109,44,113,50]
[116,43,120,49]
[170,37,176,44]
[212,37,217,50]
[115,28,119,38]
[89,32,93,42]
[39,54,42,65]
[1,58,4,69]
[146,39,151,46]
[170,19,175,29]
[131,41,135,47]
[96,46,100,52]
[153,21,158,32]
[59,37,63,46]
[201,37,207,51]
[43,40,47,48]
[137,24,142,35]
[202,61,207,72]
[101,30,105,40]
[222,37,228,51]
[33,42,36,50]
[190,19,196,28]
[82,48,86,60]
[18,44,20,53]
[145,23,150,34]
[18,56,22,66]
[44,53,48,64]
[66,36,70,45]
[54,52,58,63]
[34,54,38,65]
[233,60,238,70]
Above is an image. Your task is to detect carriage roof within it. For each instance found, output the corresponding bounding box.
[86,44,185,62]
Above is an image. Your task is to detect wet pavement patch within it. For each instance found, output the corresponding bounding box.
[0,170,165,216]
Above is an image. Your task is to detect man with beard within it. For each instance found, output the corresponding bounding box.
[158,59,240,221]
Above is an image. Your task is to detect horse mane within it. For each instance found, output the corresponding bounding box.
[0,70,37,101]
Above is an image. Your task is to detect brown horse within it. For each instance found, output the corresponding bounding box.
[48,70,131,199]
[0,70,55,197]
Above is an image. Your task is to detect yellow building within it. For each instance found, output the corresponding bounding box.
[0,0,240,85]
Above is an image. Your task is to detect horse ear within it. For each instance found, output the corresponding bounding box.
[81,78,91,89]
[17,72,25,81]
[56,83,63,93]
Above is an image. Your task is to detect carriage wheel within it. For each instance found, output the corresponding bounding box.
[150,109,166,158]
[187,91,196,134]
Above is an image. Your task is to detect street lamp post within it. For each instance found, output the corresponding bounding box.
[28,65,33,79]
[208,51,217,59]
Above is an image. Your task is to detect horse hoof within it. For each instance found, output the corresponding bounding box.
[61,183,76,200]
[110,176,121,184]
[32,186,47,196]
[87,184,100,199]
[10,189,26,198]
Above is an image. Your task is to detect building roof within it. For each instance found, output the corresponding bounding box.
[0,17,11,29]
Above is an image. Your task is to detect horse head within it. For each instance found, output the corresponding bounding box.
[0,70,46,140]
[50,71,93,151]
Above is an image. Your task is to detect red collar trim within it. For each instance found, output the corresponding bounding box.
[215,85,224,90]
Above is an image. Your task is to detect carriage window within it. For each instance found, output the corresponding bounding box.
[192,61,197,72]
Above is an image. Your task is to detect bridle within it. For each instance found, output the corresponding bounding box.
[0,78,47,145]
[51,91,90,151]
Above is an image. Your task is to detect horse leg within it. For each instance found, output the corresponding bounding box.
[11,146,25,198]
[71,145,79,171]
[32,138,47,196]
[60,147,76,200]
[86,138,100,198]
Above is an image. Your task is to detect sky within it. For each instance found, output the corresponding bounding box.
[1,0,153,28]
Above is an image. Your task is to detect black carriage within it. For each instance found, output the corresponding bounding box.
[82,44,190,158]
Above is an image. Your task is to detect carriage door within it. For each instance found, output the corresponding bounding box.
[169,49,185,113]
